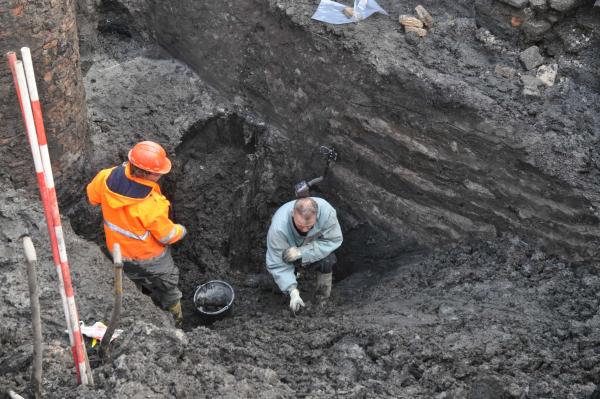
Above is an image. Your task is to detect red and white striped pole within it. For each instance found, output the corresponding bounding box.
[21,47,93,385]
[7,50,92,385]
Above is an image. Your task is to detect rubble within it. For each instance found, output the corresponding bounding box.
[519,45,545,70]
[521,74,544,96]
[536,64,558,86]
[2,0,600,397]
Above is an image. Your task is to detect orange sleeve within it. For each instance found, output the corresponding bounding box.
[141,195,187,245]
[86,170,106,206]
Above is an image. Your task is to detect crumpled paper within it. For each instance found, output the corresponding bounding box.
[66,321,123,346]
[311,0,388,25]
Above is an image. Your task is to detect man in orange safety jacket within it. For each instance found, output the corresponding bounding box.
[87,141,186,327]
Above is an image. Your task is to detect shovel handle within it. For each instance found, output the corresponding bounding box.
[100,243,124,360]
[112,243,122,266]
[23,236,37,263]
[21,236,42,398]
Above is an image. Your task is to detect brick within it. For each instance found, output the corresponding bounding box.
[405,26,427,37]
[43,39,59,49]
[415,5,433,27]
[399,15,424,28]
[10,4,24,17]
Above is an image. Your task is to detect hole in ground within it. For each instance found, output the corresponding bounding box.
[164,112,272,327]
[68,111,411,330]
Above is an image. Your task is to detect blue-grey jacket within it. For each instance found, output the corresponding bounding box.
[266,197,343,293]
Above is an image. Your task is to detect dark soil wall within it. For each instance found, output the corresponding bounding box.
[0,0,88,191]
[99,0,600,261]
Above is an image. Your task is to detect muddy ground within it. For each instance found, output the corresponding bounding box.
[2,0,600,398]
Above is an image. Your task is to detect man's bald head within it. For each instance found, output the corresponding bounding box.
[292,198,318,233]
[294,197,318,218]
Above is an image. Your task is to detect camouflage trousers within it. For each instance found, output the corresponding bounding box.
[123,248,182,309]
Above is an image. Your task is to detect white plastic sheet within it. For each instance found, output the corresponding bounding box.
[66,321,123,342]
[311,0,388,25]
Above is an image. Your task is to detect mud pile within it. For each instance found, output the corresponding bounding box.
[3,189,600,397]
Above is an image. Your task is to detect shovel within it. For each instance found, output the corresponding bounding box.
[100,243,123,361]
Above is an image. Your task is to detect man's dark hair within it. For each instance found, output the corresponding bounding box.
[130,163,155,178]
[294,197,318,218]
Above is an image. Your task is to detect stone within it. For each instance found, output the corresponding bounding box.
[415,5,433,27]
[399,15,424,28]
[498,0,529,8]
[521,75,544,96]
[404,31,421,45]
[405,25,428,37]
[519,45,544,70]
[536,64,558,86]
[549,0,579,12]
[530,0,548,11]
[521,19,552,41]
[556,23,592,53]
[495,65,517,79]
[476,28,498,45]
[546,11,561,23]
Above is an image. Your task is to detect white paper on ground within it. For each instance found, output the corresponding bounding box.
[66,321,123,342]
[311,0,388,25]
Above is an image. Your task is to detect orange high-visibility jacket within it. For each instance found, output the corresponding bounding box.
[87,163,186,261]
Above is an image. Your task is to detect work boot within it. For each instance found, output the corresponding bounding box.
[315,272,332,304]
[168,300,184,328]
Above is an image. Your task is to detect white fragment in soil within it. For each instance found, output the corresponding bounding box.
[536,64,558,87]
[478,29,497,45]
[450,141,458,152]
[463,180,495,197]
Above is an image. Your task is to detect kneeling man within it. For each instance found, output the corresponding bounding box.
[266,197,343,313]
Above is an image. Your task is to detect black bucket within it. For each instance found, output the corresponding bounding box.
[193,280,235,321]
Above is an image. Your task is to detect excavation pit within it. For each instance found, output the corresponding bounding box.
[1,0,600,397]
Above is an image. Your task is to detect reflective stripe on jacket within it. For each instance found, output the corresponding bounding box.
[87,163,186,261]
[266,197,343,293]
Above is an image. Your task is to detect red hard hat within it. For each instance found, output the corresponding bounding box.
[128,141,172,174]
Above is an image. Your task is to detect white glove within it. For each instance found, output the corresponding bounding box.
[289,288,305,314]
[282,246,302,263]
